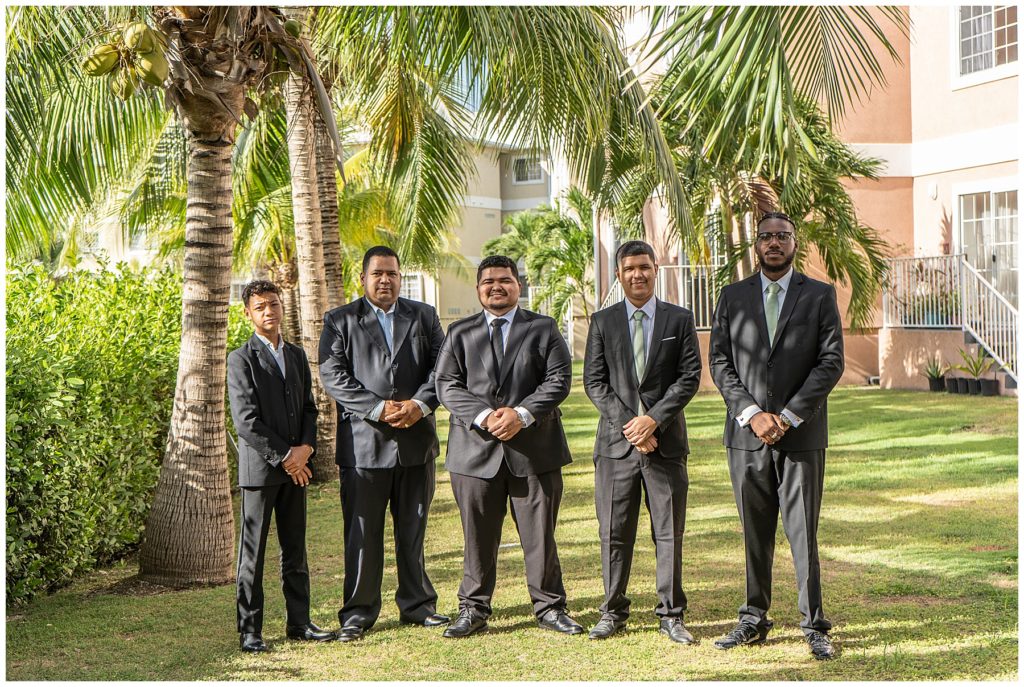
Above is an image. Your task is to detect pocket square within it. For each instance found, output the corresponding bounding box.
[661,336,677,341]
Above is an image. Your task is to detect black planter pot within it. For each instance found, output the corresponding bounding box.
[956,377,969,394]
[927,377,945,392]
[946,377,958,393]
[966,378,981,395]
[980,378,1000,396]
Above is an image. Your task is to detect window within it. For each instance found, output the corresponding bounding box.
[399,272,424,302]
[959,5,1018,75]
[512,158,543,184]
[959,188,1018,305]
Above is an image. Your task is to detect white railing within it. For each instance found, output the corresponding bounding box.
[960,258,1018,381]
[882,255,963,329]
[598,265,720,330]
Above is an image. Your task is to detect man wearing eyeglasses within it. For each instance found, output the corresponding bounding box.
[708,212,844,660]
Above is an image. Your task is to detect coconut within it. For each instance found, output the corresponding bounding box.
[109,68,137,100]
[82,44,119,77]
[284,19,302,38]
[124,22,156,54]
[137,51,169,87]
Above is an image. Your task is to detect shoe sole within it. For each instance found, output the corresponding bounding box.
[539,625,585,635]
[659,628,696,645]
[443,625,488,639]
[713,635,769,650]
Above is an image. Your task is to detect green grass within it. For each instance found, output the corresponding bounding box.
[6,366,1018,680]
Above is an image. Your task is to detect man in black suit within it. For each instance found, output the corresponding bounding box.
[708,212,844,660]
[434,255,583,639]
[227,280,335,653]
[319,246,449,642]
[583,240,702,644]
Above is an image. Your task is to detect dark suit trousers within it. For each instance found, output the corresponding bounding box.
[595,449,688,621]
[339,464,438,629]
[726,445,831,635]
[450,462,568,619]
[236,482,310,634]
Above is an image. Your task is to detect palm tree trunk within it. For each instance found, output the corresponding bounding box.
[270,260,302,344]
[138,139,235,587]
[315,113,345,308]
[285,32,338,482]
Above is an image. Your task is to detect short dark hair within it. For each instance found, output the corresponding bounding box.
[757,212,796,231]
[477,255,519,283]
[615,240,657,268]
[241,280,281,307]
[362,245,400,273]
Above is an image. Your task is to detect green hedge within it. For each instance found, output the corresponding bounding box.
[6,264,250,604]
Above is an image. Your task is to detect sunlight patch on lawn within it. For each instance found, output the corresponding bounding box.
[820,502,922,523]
[893,479,1017,507]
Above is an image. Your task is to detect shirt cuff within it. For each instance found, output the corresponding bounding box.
[369,400,385,422]
[514,406,535,428]
[781,408,804,428]
[473,408,495,429]
[736,404,762,427]
[411,399,432,417]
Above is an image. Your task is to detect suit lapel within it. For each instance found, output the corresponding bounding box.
[390,298,413,355]
[498,308,533,385]
[251,334,285,381]
[747,274,771,350]
[640,299,668,384]
[771,272,805,353]
[469,312,498,382]
[614,301,640,386]
[357,298,390,356]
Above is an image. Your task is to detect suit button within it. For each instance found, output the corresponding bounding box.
[767,391,773,397]
[392,364,398,371]
[767,362,773,368]
[289,411,295,416]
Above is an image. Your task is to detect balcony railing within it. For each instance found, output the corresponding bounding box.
[599,265,721,330]
[882,255,963,329]
[961,259,1018,381]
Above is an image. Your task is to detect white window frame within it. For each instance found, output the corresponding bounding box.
[951,176,1019,254]
[511,157,545,185]
[399,271,425,303]
[951,5,1019,91]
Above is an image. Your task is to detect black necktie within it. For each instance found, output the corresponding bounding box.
[490,318,506,375]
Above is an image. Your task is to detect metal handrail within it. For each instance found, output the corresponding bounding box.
[596,265,720,330]
[959,257,1018,381]
[882,254,963,329]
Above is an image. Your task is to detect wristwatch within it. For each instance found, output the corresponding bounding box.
[779,414,793,429]
[515,409,529,426]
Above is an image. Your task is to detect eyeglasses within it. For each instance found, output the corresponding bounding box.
[756,231,794,244]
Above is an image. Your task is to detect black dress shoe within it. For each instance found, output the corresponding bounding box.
[713,622,770,650]
[537,609,584,635]
[286,622,335,641]
[659,617,695,644]
[335,625,365,643]
[442,610,487,638]
[588,617,626,640]
[240,632,269,653]
[400,612,451,627]
[806,631,838,660]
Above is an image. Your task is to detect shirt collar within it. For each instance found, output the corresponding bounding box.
[366,296,398,316]
[760,267,794,293]
[255,332,284,353]
[625,295,657,320]
[483,305,518,326]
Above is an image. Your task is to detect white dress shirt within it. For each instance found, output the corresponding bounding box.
[737,268,804,429]
[365,297,432,422]
[255,333,287,378]
[472,306,536,429]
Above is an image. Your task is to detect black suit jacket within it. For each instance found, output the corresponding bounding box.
[709,271,845,451]
[584,298,702,459]
[228,335,318,488]
[319,297,444,468]
[435,308,573,479]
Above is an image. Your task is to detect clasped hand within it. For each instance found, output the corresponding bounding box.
[750,411,788,445]
[484,407,523,441]
[282,444,313,486]
[381,399,424,429]
[623,415,658,454]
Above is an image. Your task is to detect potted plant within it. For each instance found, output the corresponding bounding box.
[921,355,946,392]
[957,347,992,395]
[945,373,958,394]
[980,363,1001,397]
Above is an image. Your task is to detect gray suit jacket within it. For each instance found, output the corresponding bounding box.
[584,299,702,459]
[709,271,845,451]
[435,308,572,479]
[319,297,444,469]
[228,335,318,488]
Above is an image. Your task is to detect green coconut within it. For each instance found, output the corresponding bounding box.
[284,19,302,38]
[108,67,137,100]
[124,22,156,54]
[82,43,119,77]
[137,50,169,87]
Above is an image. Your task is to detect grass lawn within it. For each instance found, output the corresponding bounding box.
[6,366,1018,680]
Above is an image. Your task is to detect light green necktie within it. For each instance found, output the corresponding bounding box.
[632,309,646,380]
[766,281,781,344]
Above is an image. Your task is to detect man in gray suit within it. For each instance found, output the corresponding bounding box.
[319,246,448,642]
[435,254,583,639]
[709,212,844,660]
[228,280,334,652]
[583,240,702,644]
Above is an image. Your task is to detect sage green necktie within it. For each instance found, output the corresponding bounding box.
[632,309,646,380]
[766,281,781,344]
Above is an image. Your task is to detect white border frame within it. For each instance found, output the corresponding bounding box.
[950,176,1019,254]
[510,157,546,186]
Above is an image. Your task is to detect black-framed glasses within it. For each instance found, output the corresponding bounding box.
[756,231,794,244]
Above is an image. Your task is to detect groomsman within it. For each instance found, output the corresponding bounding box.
[319,246,449,642]
[228,280,334,652]
[583,241,702,644]
[435,255,583,639]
